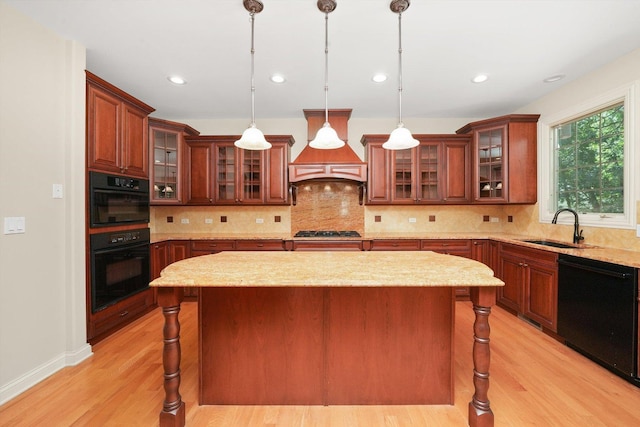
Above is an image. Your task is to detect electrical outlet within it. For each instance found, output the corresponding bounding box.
[490,217,500,223]
[205,218,213,224]
[52,184,63,199]
[256,218,264,224]
[408,218,417,223]
[181,218,189,224]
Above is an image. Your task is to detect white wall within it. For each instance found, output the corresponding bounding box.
[0,2,90,404]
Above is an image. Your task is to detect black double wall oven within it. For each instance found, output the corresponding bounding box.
[89,172,150,313]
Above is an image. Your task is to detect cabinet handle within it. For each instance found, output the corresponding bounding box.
[518,262,524,267]
[119,310,129,317]
[523,263,529,268]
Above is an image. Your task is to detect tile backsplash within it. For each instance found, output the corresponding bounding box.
[150,196,640,252]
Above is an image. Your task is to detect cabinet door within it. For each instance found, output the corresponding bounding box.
[523,259,558,331]
[121,103,149,177]
[498,252,523,312]
[184,140,214,204]
[151,126,180,204]
[416,143,440,202]
[443,139,470,203]
[238,148,265,204]
[475,125,507,203]
[265,142,289,204]
[213,143,239,204]
[391,148,416,203]
[366,142,392,203]
[150,241,168,280]
[87,85,122,174]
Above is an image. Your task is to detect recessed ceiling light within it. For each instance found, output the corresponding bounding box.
[471,74,489,83]
[543,74,565,83]
[167,75,186,85]
[270,74,286,83]
[372,73,387,83]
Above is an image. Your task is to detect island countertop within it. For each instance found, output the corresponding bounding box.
[150,250,504,288]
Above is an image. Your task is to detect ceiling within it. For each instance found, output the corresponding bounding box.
[6,0,640,122]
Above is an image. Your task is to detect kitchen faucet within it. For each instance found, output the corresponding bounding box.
[551,208,584,244]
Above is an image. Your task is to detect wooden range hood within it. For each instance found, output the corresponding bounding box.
[288,109,367,183]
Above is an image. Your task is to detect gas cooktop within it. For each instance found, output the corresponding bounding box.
[294,230,361,238]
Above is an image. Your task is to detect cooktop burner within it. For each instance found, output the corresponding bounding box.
[294,230,361,238]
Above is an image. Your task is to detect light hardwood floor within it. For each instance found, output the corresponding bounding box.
[1,301,640,426]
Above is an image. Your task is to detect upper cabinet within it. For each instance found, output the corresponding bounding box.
[361,134,470,204]
[86,71,155,178]
[149,118,199,205]
[457,114,540,204]
[183,135,294,205]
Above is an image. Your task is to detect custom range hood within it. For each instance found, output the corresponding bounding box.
[289,109,366,183]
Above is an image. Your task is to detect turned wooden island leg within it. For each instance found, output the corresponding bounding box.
[157,287,185,427]
[468,286,496,427]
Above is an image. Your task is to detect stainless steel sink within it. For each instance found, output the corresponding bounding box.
[522,239,584,249]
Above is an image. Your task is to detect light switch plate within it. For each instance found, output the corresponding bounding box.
[52,184,63,199]
[4,217,25,234]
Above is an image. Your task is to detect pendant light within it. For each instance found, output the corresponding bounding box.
[383,0,419,150]
[235,0,271,150]
[309,0,345,149]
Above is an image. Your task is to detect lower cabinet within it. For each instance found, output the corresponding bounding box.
[498,243,558,331]
[151,240,193,296]
[421,239,473,300]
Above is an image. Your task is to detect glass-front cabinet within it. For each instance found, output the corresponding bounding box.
[149,118,199,204]
[214,142,265,204]
[476,126,506,202]
[457,114,539,204]
[362,134,469,204]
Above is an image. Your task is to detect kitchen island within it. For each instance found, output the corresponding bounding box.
[150,251,503,427]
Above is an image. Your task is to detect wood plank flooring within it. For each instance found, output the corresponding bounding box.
[1,301,640,426]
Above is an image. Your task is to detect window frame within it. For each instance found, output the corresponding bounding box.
[538,82,637,229]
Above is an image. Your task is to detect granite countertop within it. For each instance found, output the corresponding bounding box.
[150,251,504,288]
[150,232,640,268]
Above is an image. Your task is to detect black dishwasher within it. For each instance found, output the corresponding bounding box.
[557,254,638,384]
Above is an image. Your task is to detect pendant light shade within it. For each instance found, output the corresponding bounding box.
[383,0,419,151]
[309,0,345,150]
[235,0,271,150]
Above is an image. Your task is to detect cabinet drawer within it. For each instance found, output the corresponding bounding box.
[500,243,558,266]
[421,239,471,252]
[293,240,363,251]
[235,240,285,251]
[370,239,421,251]
[88,288,154,342]
[191,240,235,253]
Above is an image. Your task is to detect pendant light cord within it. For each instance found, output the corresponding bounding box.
[397,11,403,127]
[323,10,330,125]
[250,11,256,126]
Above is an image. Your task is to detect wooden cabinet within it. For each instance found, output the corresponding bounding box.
[361,134,470,204]
[86,71,155,178]
[368,239,421,251]
[235,240,286,251]
[150,241,169,280]
[457,114,540,204]
[184,135,293,205]
[149,118,199,204]
[191,239,236,256]
[183,138,215,204]
[498,243,558,331]
[422,239,473,300]
[150,240,194,297]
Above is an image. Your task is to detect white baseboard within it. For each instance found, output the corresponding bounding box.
[0,343,92,405]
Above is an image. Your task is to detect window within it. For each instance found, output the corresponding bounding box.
[553,103,624,214]
[539,83,636,229]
